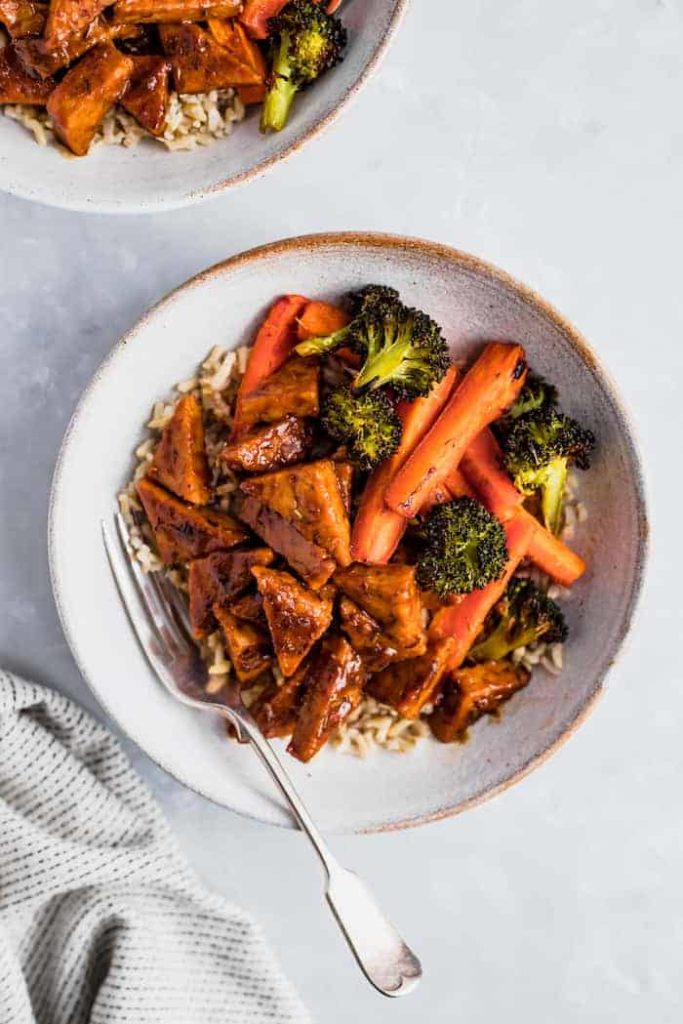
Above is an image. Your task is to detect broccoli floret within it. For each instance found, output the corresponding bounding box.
[470,578,568,662]
[294,284,399,359]
[260,0,347,133]
[350,297,451,399]
[415,497,508,598]
[321,386,401,469]
[502,407,595,535]
[505,373,558,422]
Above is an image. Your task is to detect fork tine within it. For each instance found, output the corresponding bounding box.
[114,512,191,658]
[102,518,168,664]
[154,570,194,640]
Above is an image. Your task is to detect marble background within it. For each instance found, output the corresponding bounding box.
[1,1,681,1020]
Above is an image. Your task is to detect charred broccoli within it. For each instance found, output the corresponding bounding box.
[503,373,558,423]
[502,406,595,536]
[351,296,451,399]
[415,497,508,598]
[321,385,401,469]
[261,0,347,134]
[294,284,396,359]
[470,578,568,662]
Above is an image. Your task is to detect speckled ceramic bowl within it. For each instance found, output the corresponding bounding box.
[0,1,406,213]
[49,233,648,831]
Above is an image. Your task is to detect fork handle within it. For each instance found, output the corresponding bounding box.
[241,719,422,997]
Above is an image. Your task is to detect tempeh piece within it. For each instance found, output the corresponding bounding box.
[159,22,263,94]
[120,55,170,137]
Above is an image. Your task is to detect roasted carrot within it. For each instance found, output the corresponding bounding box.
[350,366,458,563]
[240,0,339,38]
[296,300,350,342]
[385,343,528,519]
[525,515,586,587]
[460,429,523,520]
[231,294,307,438]
[460,430,585,586]
[429,511,537,671]
[443,466,477,500]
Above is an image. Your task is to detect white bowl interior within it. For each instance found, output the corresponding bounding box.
[49,235,646,831]
[0,0,402,212]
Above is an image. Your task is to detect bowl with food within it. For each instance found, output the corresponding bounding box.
[49,233,647,831]
[0,0,406,212]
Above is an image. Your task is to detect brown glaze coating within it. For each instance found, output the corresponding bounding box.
[147,393,211,504]
[188,547,274,638]
[288,636,364,763]
[47,42,133,155]
[230,590,265,625]
[45,0,108,45]
[429,661,530,743]
[0,0,47,38]
[15,19,139,78]
[338,597,415,674]
[213,605,272,685]
[0,44,53,103]
[237,358,320,430]
[367,639,455,719]
[220,415,313,474]
[250,662,310,739]
[334,562,425,651]
[241,459,351,569]
[235,494,335,590]
[137,477,247,565]
[120,55,171,137]
[252,565,333,678]
[159,22,261,94]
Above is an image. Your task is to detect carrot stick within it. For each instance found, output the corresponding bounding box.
[429,512,537,670]
[350,366,459,563]
[385,343,528,519]
[460,429,523,519]
[526,515,586,587]
[443,466,477,500]
[460,430,586,586]
[231,293,307,438]
[296,300,350,341]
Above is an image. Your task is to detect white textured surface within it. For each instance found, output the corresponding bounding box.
[0,0,679,1020]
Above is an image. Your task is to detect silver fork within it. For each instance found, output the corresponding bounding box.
[102,511,422,998]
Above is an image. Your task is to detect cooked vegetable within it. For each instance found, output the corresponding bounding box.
[525,516,586,587]
[469,578,568,662]
[350,367,458,563]
[386,342,528,518]
[113,0,241,23]
[296,300,350,342]
[429,660,531,742]
[350,298,451,400]
[428,511,538,670]
[321,386,402,470]
[260,0,347,133]
[366,639,455,719]
[416,497,508,599]
[188,548,274,638]
[46,42,133,155]
[137,477,247,565]
[502,406,595,535]
[120,55,170,137]
[288,634,364,762]
[252,565,333,676]
[293,284,395,358]
[496,372,558,430]
[159,22,263,94]
[147,394,210,505]
[0,44,54,103]
[220,415,313,473]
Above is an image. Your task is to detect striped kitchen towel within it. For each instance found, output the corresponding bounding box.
[0,670,310,1024]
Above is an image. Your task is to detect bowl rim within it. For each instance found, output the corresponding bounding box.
[48,231,649,831]
[0,0,410,215]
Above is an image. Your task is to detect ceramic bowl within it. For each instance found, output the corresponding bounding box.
[49,233,647,832]
[0,1,406,213]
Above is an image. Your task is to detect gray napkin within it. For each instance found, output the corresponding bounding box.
[0,670,311,1024]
